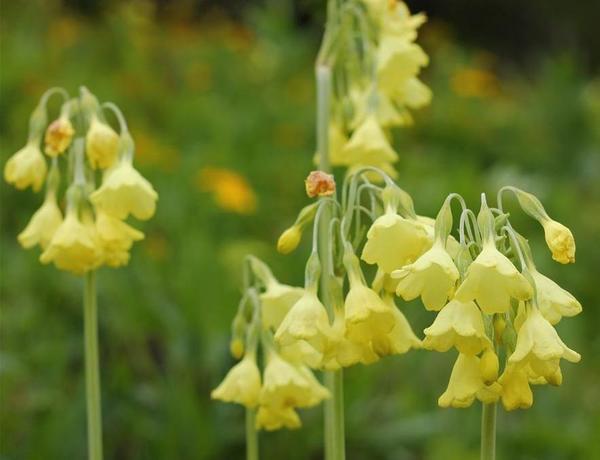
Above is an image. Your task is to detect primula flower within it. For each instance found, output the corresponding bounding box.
[381,0,427,39]
[255,405,301,431]
[85,116,120,169]
[508,306,580,380]
[45,117,74,157]
[498,365,533,411]
[362,211,431,273]
[4,142,47,191]
[91,158,158,220]
[260,282,305,330]
[438,353,502,408]
[454,241,533,314]
[341,116,398,166]
[392,77,432,109]
[423,299,492,355]
[377,38,428,94]
[259,352,329,409]
[541,218,576,264]
[95,211,144,268]
[211,354,262,408]
[18,192,63,249]
[392,242,459,311]
[531,270,581,325]
[344,280,395,345]
[40,209,102,274]
[370,295,422,356]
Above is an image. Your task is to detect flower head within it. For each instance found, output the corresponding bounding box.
[18,192,63,249]
[344,282,395,345]
[4,142,47,191]
[531,270,581,325]
[85,116,120,169]
[498,365,533,411]
[541,219,575,264]
[342,116,398,166]
[45,117,74,157]
[211,354,262,408]
[95,211,144,267]
[260,282,305,330]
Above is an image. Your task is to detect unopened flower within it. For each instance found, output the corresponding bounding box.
[211,354,262,408]
[95,211,144,267]
[498,365,533,411]
[423,299,492,355]
[438,353,501,408]
[230,339,245,360]
[44,117,74,157]
[392,242,459,311]
[305,170,336,198]
[541,218,575,264]
[342,116,398,166]
[479,349,499,383]
[260,281,305,330]
[85,116,120,169]
[40,209,102,274]
[277,226,302,254]
[256,405,301,431]
[454,241,533,314]
[531,270,581,324]
[18,192,63,249]
[4,142,47,191]
[90,158,158,220]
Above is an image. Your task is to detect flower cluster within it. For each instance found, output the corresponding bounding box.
[5,87,158,274]
[315,0,430,177]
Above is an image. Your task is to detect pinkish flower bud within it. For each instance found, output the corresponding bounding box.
[305,170,336,198]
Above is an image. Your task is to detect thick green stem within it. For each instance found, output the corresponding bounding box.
[481,402,497,460]
[84,271,103,460]
[245,408,259,460]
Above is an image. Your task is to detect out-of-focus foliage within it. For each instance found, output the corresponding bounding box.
[1,1,599,459]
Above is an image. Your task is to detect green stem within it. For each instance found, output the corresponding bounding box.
[245,408,259,460]
[481,402,497,460]
[84,271,103,460]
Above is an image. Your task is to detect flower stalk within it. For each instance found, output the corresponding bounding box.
[480,402,497,460]
[245,407,259,460]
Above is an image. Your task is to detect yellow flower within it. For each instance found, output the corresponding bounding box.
[370,295,422,356]
[260,282,305,330]
[531,270,581,325]
[377,38,428,94]
[423,299,492,355]
[381,0,427,39]
[95,211,144,268]
[361,211,431,273]
[18,192,63,249]
[85,116,120,169]
[392,77,432,109]
[344,282,395,345]
[392,242,459,311]
[40,209,102,274]
[341,116,398,166]
[196,167,257,215]
[211,354,262,408]
[415,215,461,259]
[508,306,580,381]
[541,218,576,264]
[44,117,74,157]
[351,90,413,129]
[256,405,301,431]
[454,241,533,314]
[314,122,349,166]
[260,351,329,409]
[498,365,533,411]
[91,158,158,220]
[277,226,302,254]
[438,354,502,408]
[4,142,47,191]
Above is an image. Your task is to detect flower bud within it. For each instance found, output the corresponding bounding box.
[493,316,506,345]
[277,226,302,254]
[305,170,335,198]
[541,218,575,264]
[230,338,245,360]
[45,117,74,157]
[480,349,499,384]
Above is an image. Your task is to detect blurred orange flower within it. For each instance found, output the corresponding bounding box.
[196,167,257,215]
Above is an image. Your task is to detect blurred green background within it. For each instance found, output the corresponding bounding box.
[1,0,599,459]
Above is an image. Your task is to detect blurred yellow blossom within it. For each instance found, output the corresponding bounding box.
[451,68,500,99]
[196,167,257,215]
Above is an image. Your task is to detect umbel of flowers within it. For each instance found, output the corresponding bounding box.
[4,87,158,460]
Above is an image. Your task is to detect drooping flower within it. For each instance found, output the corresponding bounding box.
[211,354,262,408]
[44,117,74,157]
[438,353,502,408]
[18,192,63,249]
[392,242,459,311]
[95,211,144,268]
[90,158,158,220]
[341,116,398,166]
[377,38,428,94]
[423,299,492,355]
[370,295,422,356]
[508,306,580,380]
[498,365,533,411]
[4,142,47,191]
[260,282,306,330]
[454,241,533,314]
[392,77,432,109]
[85,116,120,169]
[541,218,575,264]
[362,211,431,273]
[255,405,301,431]
[531,269,581,325]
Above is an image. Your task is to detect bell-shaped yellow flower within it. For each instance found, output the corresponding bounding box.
[371,295,422,356]
[377,38,428,94]
[454,241,533,314]
[211,354,262,408]
[256,405,301,431]
[531,270,581,325]
[90,158,158,220]
[392,77,432,109]
[508,306,580,380]
[18,192,63,249]
[341,116,398,166]
[95,211,144,267]
[381,0,427,40]
[4,142,47,191]
[259,351,329,409]
[260,282,305,330]
[423,299,492,355]
[541,218,575,264]
[392,242,459,311]
[362,211,431,273]
[351,90,413,129]
[85,116,120,169]
[40,209,102,274]
[498,365,533,411]
[438,353,502,408]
